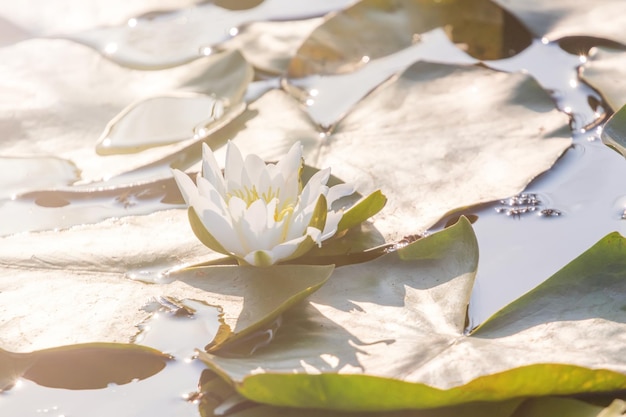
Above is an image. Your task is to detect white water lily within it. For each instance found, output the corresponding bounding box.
[173,141,356,266]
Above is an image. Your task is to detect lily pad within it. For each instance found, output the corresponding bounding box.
[0,0,203,36]
[0,298,216,416]
[0,343,169,391]
[218,61,571,240]
[0,40,252,183]
[67,0,354,69]
[580,47,626,113]
[0,208,333,352]
[287,0,532,79]
[200,218,626,411]
[602,102,626,157]
[491,0,626,45]
[220,18,324,75]
[0,156,79,199]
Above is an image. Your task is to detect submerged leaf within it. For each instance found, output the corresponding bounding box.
[200,219,626,411]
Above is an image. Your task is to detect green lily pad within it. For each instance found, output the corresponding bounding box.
[200,218,626,411]
[602,102,626,156]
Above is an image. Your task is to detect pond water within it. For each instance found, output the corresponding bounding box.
[1,0,626,415]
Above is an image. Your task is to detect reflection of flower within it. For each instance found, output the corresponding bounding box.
[173,141,355,266]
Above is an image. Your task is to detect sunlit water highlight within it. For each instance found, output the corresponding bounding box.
[1,298,221,417]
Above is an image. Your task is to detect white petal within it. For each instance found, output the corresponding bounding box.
[326,183,356,208]
[172,169,198,205]
[266,234,309,263]
[201,143,226,197]
[224,141,245,190]
[279,170,300,204]
[228,196,247,222]
[191,196,245,256]
[197,177,228,215]
[243,153,267,187]
[306,226,323,246]
[237,199,269,251]
[286,204,315,241]
[300,168,330,206]
[276,141,302,180]
[321,210,343,241]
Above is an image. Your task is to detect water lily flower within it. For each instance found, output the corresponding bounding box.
[173,141,357,266]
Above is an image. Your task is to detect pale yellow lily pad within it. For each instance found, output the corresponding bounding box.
[287,0,532,79]
[0,40,251,183]
[0,0,202,35]
[580,47,626,112]
[219,62,571,240]
[0,209,333,353]
[492,0,626,44]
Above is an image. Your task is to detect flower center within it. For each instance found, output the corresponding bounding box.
[228,185,296,222]
[229,185,279,206]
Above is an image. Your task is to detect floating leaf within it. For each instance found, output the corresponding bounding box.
[491,0,626,45]
[200,218,626,411]
[0,156,79,199]
[0,0,203,35]
[287,0,532,79]
[0,299,217,416]
[0,206,332,352]
[67,0,355,69]
[219,62,571,240]
[284,28,479,128]
[602,102,626,157]
[167,264,334,352]
[1,343,169,390]
[220,18,324,75]
[581,47,626,113]
[0,41,252,183]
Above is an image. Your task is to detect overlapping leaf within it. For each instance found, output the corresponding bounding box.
[581,47,626,113]
[0,41,251,183]
[66,0,353,69]
[220,61,571,240]
[201,218,626,411]
[0,208,333,352]
[287,0,532,79]
[491,0,626,45]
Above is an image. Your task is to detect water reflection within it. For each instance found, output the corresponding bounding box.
[0,298,222,417]
[0,177,183,236]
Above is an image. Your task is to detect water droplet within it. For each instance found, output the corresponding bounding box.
[127,18,138,28]
[104,42,118,55]
[228,27,239,36]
